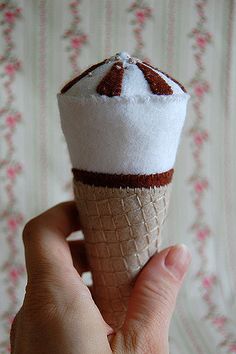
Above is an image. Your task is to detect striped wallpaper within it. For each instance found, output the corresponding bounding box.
[0,1,236,353]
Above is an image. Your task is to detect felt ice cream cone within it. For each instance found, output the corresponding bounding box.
[57,52,189,330]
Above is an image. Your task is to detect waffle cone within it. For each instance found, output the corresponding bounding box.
[73,180,172,330]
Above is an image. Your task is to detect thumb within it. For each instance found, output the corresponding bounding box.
[123,244,191,352]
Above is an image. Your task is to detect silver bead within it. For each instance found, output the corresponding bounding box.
[128,58,135,64]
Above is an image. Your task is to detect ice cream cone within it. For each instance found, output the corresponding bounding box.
[57,51,190,330]
[73,178,172,330]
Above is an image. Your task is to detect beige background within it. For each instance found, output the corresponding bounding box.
[0,0,236,353]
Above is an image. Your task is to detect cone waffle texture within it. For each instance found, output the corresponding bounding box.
[73,179,172,330]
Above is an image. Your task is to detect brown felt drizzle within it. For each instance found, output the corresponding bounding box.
[136,62,173,95]
[159,69,187,93]
[72,168,174,188]
[60,59,107,94]
[96,62,124,97]
[142,62,187,93]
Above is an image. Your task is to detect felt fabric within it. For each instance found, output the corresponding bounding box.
[57,93,189,175]
[73,179,172,330]
[58,52,189,175]
[136,62,173,95]
[63,52,186,98]
[72,168,174,188]
[61,59,107,94]
[97,62,124,97]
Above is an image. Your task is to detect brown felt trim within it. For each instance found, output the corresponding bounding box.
[60,59,107,94]
[72,168,174,188]
[158,69,187,93]
[136,62,173,95]
[96,62,124,97]
[142,62,187,93]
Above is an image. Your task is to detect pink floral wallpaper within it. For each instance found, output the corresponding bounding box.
[0,1,236,353]
[0,2,24,352]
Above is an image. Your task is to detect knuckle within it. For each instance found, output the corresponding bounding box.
[22,215,47,245]
[22,218,38,243]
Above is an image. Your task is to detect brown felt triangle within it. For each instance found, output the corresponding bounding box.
[96,62,124,97]
[142,62,187,93]
[136,62,173,95]
[157,69,187,93]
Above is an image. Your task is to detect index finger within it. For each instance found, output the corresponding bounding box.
[23,201,80,280]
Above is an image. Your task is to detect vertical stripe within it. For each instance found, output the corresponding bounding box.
[224,0,235,288]
[105,0,112,57]
[0,1,25,351]
[167,0,176,71]
[39,0,48,207]
[177,311,206,354]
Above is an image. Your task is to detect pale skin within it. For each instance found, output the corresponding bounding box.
[10,201,191,354]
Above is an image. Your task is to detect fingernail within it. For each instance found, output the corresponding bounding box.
[164,244,191,281]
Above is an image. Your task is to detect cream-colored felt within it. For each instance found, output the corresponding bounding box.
[73,180,172,330]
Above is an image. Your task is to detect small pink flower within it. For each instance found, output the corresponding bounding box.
[194,130,208,145]
[4,11,16,23]
[10,267,20,282]
[194,132,204,145]
[194,179,208,193]
[212,316,226,328]
[71,36,82,49]
[7,166,16,179]
[136,10,146,24]
[4,63,16,76]
[197,228,210,240]
[196,35,207,48]
[194,181,204,193]
[229,344,236,352]
[7,218,18,231]
[6,115,16,127]
[202,276,215,289]
[194,84,205,97]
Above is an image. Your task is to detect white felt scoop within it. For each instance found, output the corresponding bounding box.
[57,52,190,175]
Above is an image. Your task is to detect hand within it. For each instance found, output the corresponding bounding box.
[10,201,191,354]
